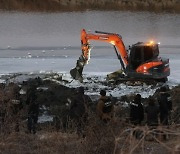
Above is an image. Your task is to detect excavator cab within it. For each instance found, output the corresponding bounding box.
[128,42,159,70]
[126,42,170,81]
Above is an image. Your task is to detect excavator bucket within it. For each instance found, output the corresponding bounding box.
[70,57,85,82]
[70,67,83,82]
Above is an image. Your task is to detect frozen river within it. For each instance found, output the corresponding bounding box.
[0,11,180,84]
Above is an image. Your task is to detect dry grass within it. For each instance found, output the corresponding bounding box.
[0,132,80,154]
[0,82,180,153]
[0,116,180,153]
[0,116,179,154]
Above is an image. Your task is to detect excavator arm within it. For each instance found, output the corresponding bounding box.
[70,29,128,82]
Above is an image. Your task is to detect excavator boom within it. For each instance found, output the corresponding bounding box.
[81,29,128,65]
[70,29,128,81]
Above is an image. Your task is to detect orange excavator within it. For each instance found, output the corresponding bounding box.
[70,29,170,82]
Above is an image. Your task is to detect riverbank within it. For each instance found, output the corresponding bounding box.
[0,0,180,13]
[0,72,179,153]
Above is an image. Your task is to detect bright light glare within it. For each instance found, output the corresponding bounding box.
[149,40,154,44]
[110,41,115,45]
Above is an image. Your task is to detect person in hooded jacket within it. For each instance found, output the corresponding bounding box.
[130,94,144,125]
[96,89,114,123]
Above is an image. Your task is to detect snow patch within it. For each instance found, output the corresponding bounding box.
[38,114,53,123]
[0,79,6,83]
[58,73,160,98]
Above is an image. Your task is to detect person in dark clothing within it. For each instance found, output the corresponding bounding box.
[70,87,92,118]
[27,100,39,134]
[11,99,23,132]
[11,85,23,132]
[158,86,172,125]
[0,102,6,130]
[130,94,144,125]
[69,87,92,136]
[145,98,160,140]
[145,98,159,126]
[96,89,114,124]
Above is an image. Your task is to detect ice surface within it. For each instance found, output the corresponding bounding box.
[60,73,161,98]
[0,54,179,98]
[0,55,179,124]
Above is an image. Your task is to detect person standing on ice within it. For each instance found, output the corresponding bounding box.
[96,89,114,123]
[129,94,144,125]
